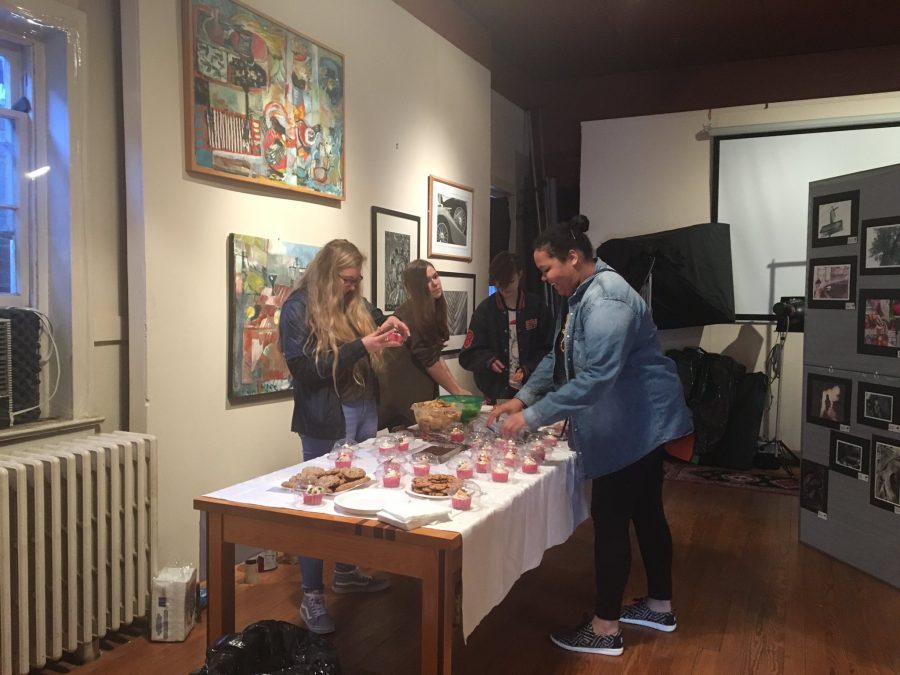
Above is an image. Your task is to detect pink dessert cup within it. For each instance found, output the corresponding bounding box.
[335,458,352,469]
[476,460,490,473]
[451,493,472,510]
[491,467,510,483]
[413,463,430,476]
[303,492,324,506]
[382,473,401,488]
[522,459,539,474]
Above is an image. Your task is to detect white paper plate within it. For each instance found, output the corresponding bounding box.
[333,489,406,515]
[405,487,450,500]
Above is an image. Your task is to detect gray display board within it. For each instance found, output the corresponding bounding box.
[802,165,900,588]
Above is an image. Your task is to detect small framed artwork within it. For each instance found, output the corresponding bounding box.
[428,175,474,262]
[371,206,420,314]
[800,459,829,515]
[807,256,856,309]
[438,271,476,356]
[228,233,320,403]
[869,436,900,513]
[859,216,900,275]
[857,289,900,356]
[828,431,870,479]
[806,373,852,429]
[856,381,900,430]
[811,190,859,248]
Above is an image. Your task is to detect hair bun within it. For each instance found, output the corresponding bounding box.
[569,214,590,234]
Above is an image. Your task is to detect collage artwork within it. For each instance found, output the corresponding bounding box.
[186,0,345,199]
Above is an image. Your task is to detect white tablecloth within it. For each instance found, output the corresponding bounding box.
[204,436,590,639]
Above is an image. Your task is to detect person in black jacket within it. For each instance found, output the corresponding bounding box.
[459,251,554,402]
[279,239,409,634]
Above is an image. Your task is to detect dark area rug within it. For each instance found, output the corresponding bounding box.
[664,459,798,495]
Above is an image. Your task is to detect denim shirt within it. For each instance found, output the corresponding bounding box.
[517,259,692,479]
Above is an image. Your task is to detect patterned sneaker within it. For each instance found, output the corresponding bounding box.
[549,618,624,656]
[331,567,391,594]
[300,590,335,634]
[619,597,677,632]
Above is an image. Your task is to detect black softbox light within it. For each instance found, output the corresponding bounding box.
[597,222,735,329]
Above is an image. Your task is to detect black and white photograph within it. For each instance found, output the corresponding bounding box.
[829,431,870,479]
[857,289,900,357]
[807,256,856,309]
[811,190,858,248]
[859,216,900,275]
[800,459,829,514]
[371,206,420,314]
[869,436,900,513]
[428,175,474,262]
[805,373,852,429]
[856,381,900,429]
[437,271,476,356]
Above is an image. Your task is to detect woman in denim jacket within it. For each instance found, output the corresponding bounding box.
[488,216,692,657]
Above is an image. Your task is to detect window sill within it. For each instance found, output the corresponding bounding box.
[0,416,105,445]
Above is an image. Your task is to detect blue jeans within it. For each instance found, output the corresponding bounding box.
[299,398,378,592]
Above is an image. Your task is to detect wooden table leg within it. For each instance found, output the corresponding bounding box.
[420,548,454,675]
[206,512,235,647]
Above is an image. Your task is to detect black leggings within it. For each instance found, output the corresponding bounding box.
[591,447,672,620]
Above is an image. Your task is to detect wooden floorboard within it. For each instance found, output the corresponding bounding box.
[31,480,899,675]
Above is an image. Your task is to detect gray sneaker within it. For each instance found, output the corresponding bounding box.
[300,590,335,634]
[331,567,391,594]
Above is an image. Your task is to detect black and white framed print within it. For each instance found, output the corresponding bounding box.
[811,190,859,248]
[869,436,900,514]
[859,216,900,275]
[828,430,870,479]
[438,271,476,356]
[856,381,900,430]
[371,206,420,314]
[800,459,829,515]
[857,289,900,357]
[807,256,856,310]
[428,176,474,262]
[806,373,852,430]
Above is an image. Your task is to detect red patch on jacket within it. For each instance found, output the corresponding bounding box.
[463,330,474,348]
[524,318,538,330]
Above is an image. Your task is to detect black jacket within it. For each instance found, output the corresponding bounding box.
[279,288,386,440]
[458,290,554,402]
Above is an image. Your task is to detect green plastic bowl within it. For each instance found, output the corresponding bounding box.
[438,395,483,423]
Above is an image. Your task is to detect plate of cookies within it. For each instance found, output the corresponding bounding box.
[406,473,459,499]
[281,466,372,495]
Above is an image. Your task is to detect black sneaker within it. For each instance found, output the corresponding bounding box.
[549,618,624,656]
[619,597,677,632]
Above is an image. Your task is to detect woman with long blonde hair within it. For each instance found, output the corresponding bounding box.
[279,239,409,635]
[378,259,470,428]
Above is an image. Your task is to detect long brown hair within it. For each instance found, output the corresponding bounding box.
[296,239,382,384]
[402,259,449,345]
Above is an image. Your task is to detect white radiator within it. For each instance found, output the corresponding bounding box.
[0,431,157,675]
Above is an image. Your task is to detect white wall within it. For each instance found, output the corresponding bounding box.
[491,90,528,251]
[580,92,900,456]
[122,0,489,567]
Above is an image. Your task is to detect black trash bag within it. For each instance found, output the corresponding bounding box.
[192,620,341,675]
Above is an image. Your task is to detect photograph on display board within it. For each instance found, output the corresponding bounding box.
[811,190,859,248]
[869,436,900,513]
[805,373,852,430]
[806,256,856,310]
[856,381,900,430]
[859,217,900,275]
[371,207,420,314]
[857,289,900,357]
[437,271,476,356]
[800,459,829,514]
[828,430,870,479]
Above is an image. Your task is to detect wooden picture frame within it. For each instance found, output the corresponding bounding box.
[371,206,420,314]
[807,256,856,310]
[228,233,320,402]
[428,175,473,262]
[438,271,476,356]
[183,0,345,200]
[811,190,859,248]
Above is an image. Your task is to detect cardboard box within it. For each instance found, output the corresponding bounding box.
[151,565,197,642]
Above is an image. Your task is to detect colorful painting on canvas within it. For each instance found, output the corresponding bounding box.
[229,234,319,402]
[185,0,345,199]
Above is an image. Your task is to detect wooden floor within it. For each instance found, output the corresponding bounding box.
[35,479,898,675]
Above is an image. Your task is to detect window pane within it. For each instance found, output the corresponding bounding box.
[0,207,14,232]
[0,116,15,206]
[0,55,8,108]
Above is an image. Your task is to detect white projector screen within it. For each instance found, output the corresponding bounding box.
[715,124,900,316]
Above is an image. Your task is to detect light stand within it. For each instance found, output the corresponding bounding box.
[761,328,800,476]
